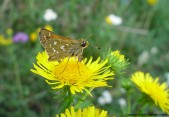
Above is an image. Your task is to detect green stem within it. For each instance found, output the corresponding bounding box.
[74,87,94,109]
[127,93,131,114]
[8,45,23,100]
[14,61,23,100]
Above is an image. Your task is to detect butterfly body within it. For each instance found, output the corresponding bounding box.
[39,28,88,61]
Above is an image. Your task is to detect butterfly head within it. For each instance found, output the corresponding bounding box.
[80,39,89,49]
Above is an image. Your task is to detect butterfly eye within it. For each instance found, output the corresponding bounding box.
[81,41,87,47]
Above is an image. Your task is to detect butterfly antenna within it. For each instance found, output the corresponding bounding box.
[84,34,93,40]
[85,34,101,50]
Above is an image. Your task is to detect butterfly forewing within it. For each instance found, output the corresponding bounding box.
[45,38,73,61]
[39,28,87,62]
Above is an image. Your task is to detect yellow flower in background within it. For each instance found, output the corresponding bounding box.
[56,106,108,117]
[147,0,158,6]
[30,26,53,42]
[131,71,169,114]
[107,50,129,78]
[6,28,13,36]
[36,28,41,33]
[44,25,53,31]
[31,52,114,95]
[30,32,38,42]
[0,35,12,45]
[111,51,125,62]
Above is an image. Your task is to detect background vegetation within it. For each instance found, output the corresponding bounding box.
[0,0,169,116]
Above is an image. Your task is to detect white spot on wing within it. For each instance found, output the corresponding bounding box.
[53,42,57,45]
[60,46,65,51]
[53,48,56,52]
[66,44,69,46]
[60,46,64,49]
[49,33,51,36]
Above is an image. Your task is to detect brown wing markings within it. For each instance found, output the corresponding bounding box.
[44,38,75,61]
[39,28,75,41]
[39,28,84,61]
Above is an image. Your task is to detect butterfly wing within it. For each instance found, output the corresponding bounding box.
[39,28,82,61]
[39,28,72,47]
[46,38,75,61]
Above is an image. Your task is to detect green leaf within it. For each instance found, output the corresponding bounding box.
[74,99,92,111]
[58,93,73,114]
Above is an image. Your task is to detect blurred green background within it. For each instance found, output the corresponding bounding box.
[0,0,169,116]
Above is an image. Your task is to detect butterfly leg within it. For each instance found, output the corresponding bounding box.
[61,57,70,73]
[76,57,82,75]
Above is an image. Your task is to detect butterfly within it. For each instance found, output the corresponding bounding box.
[39,28,89,62]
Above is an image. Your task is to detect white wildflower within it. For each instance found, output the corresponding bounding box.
[118,98,126,107]
[150,46,158,55]
[105,14,122,25]
[137,51,149,66]
[43,9,57,22]
[98,90,112,105]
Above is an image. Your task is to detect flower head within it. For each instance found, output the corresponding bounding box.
[31,52,114,95]
[13,32,29,43]
[118,98,126,107]
[131,71,169,114]
[98,90,112,105]
[105,14,122,25]
[137,51,149,66]
[44,25,53,31]
[56,106,108,117]
[0,35,12,45]
[6,28,13,36]
[30,32,37,42]
[43,9,58,22]
[147,0,158,6]
[107,50,129,78]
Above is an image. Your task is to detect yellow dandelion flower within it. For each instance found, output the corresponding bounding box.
[36,28,41,33]
[147,0,158,6]
[6,28,13,36]
[131,71,169,114]
[44,25,53,31]
[0,35,12,45]
[111,51,125,62]
[31,52,114,95]
[107,50,129,78]
[30,32,38,42]
[56,106,108,117]
[105,16,112,25]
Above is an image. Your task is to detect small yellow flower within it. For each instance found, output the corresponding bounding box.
[111,51,125,62]
[107,50,129,78]
[131,71,169,114]
[0,35,12,45]
[105,16,113,25]
[6,28,13,36]
[36,28,41,33]
[31,52,114,95]
[30,32,38,42]
[147,0,158,6]
[56,106,108,117]
[44,25,53,31]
